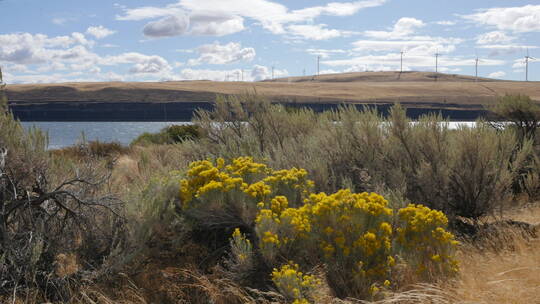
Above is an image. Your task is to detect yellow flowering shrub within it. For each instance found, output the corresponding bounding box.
[179,157,459,300]
[226,228,255,278]
[271,263,320,303]
[396,204,460,278]
[179,157,314,229]
[257,189,394,298]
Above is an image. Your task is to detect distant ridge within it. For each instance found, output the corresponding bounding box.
[6,71,538,106]
[265,71,503,83]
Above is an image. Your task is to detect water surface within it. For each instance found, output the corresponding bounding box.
[21,121,476,150]
[21,121,189,149]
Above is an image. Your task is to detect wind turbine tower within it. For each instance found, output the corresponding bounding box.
[400,51,404,73]
[272,66,275,80]
[475,56,479,82]
[525,49,536,82]
[435,52,440,73]
[317,56,320,76]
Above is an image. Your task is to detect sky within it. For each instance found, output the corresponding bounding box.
[1,0,539,83]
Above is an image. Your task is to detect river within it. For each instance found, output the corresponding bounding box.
[21,121,477,149]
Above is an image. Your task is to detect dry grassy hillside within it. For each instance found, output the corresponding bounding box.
[6,72,540,106]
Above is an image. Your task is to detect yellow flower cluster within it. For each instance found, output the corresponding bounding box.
[271,263,320,303]
[179,157,314,210]
[179,157,460,300]
[256,188,395,294]
[397,204,459,276]
[230,228,253,266]
[226,156,269,176]
[179,158,246,206]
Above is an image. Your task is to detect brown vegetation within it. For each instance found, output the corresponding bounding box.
[6,72,540,106]
[1,91,540,303]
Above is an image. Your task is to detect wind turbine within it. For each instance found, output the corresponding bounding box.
[435,51,441,73]
[317,55,320,76]
[525,48,536,82]
[400,50,405,73]
[271,66,275,80]
[474,51,481,82]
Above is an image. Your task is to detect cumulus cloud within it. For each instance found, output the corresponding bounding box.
[143,15,190,37]
[189,14,245,36]
[477,44,537,57]
[177,65,287,81]
[250,64,287,80]
[488,71,506,78]
[462,5,540,32]
[287,24,344,40]
[364,17,425,39]
[102,52,172,74]
[117,0,385,37]
[476,31,513,44]
[322,53,504,71]
[352,37,461,55]
[86,26,116,39]
[0,33,96,65]
[306,48,347,58]
[0,31,177,83]
[187,42,255,66]
[435,20,455,26]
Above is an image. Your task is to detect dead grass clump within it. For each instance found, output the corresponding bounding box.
[455,232,540,303]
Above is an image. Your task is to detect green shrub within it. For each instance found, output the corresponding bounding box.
[489,94,540,143]
[189,96,529,223]
[53,140,129,159]
[131,125,201,146]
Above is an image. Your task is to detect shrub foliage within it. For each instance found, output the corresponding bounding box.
[178,157,459,300]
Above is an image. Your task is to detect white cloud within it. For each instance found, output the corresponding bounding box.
[86,26,116,39]
[117,0,385,37]
[143,15,190,37]
[306,48,347,58]
[435,20,455,26]
[322,53,504,71]
[478,44,537,57]
[250,64,288,80]
[187,42,255,66]
[177,65,287,81]
[102,52,172,74]
[287,24,343,40]
[319,69,342,75]
[352,37,461,55]
[462,5,540,32]
[0,33,96,65]
[52,17,76,25]
[364,17,425,39]
[488,71,506,78]
[476,31,513,44]
[189,14,245,36]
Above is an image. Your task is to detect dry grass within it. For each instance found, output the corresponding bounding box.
[6,71,540,105]
[452,206,540,304]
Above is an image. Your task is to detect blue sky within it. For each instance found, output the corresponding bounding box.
[1,0,539,83]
